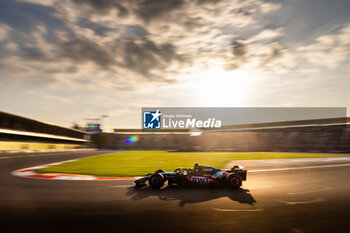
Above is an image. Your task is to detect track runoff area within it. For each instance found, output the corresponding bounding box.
[1,151,350,233]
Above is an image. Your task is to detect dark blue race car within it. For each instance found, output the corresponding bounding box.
[134,163,247,189]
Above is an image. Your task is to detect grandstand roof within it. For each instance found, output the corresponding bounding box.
[0,110,88,134]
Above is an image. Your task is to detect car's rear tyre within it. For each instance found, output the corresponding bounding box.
[149,173,165,189]
[226,174,242,189]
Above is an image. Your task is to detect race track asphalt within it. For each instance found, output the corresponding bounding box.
[0,151,349,233]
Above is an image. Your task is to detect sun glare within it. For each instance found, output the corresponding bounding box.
[194,68,253,106]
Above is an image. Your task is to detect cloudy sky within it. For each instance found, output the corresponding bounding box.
[0,0,349,131]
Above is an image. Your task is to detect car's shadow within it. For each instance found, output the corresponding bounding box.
[125,185,256,206]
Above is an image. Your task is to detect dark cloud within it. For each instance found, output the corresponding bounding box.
[71,0,128,16]
[183,16,205,30]
[12,34,189,83]
[57,36,187,81]
[59,38,117,67]
[231,40,247,57]
[70,0,186,22]
[121,37,187,81]
[231,6,255,16]
[22,46,47,61]
[134,0,185,22]
[77,19,115,36]
[123,25,150,39]
[196,0,222,5]
[224,40,285,71]
[224,40,247,71]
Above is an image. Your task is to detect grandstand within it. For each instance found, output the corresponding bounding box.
[0,111,90,152]
[111,117,350,152]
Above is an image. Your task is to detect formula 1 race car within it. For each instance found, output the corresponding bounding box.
[134,163,247,189]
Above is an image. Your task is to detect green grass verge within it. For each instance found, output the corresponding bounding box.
[36,151,349,177]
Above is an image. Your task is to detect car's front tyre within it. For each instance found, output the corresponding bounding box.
[149,173,165,189]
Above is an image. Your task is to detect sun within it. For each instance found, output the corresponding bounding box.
[194,67,253,106]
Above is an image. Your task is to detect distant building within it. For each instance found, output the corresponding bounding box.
[0,111,90,152]
[86,123,102,133]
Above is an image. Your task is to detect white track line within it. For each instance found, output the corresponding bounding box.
[277,197,326,205]
[213,208,264,212]
[249,163,350,173]
[287,187,335,195]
